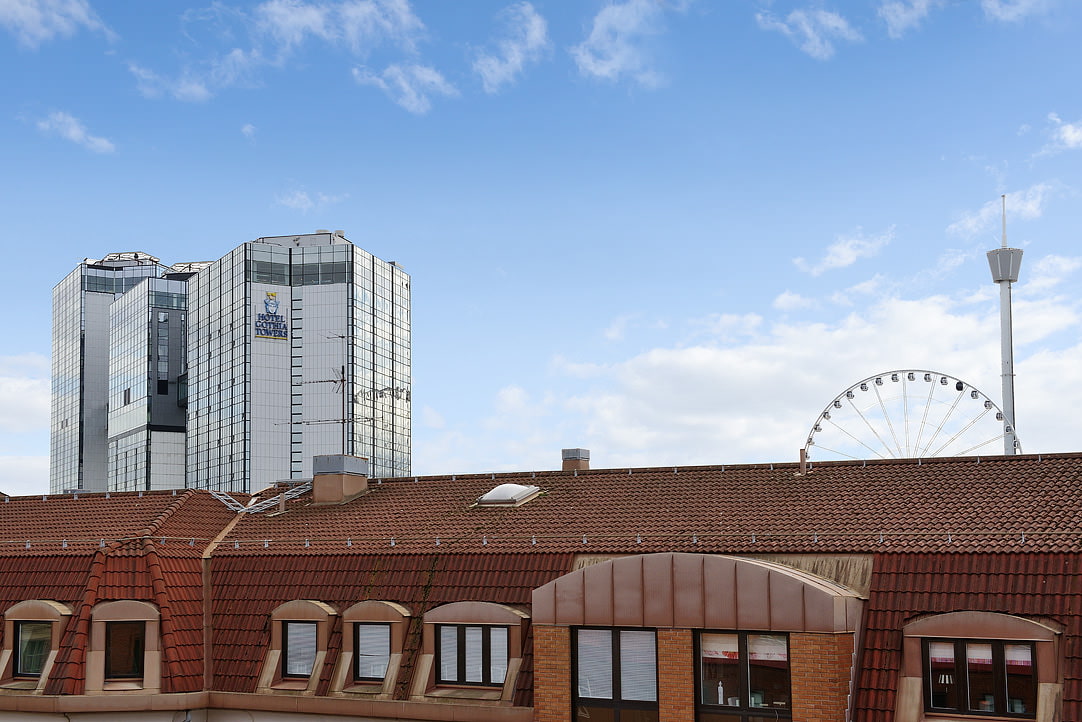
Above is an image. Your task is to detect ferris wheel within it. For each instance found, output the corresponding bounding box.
[803,370,1020,462]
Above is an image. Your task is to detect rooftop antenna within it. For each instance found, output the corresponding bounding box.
[987,194,1023,455]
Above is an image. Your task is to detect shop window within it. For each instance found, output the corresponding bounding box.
[257,600,336,693]
[697,632,790,721]
[436,624,508,686]
[574,627,658,722]
[84,600,160,692]
[924,638,1036,717]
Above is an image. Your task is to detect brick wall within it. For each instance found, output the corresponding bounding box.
[657,628,695,722]
[534,625,571,722]
[790,631,855,722]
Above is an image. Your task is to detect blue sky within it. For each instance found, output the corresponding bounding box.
[2,0,1081,493]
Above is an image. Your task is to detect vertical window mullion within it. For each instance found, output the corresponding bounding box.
[481,626,491,685]
[457,626,466,683]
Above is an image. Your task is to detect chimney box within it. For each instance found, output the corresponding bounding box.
[562,448,590,472]
[312,454,369,504]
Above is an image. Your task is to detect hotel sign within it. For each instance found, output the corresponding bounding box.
[255,291,288,340]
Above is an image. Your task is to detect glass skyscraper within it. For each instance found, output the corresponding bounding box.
[51,253,169,493]
[186,231,411,492]
[51,231,411,495]
[107,276,190,492]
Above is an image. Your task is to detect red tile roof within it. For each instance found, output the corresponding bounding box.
[0,490,241,695]
[853,551,1082,721]
[217,453,1082,555]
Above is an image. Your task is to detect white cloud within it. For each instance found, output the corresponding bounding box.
[241,123,256,138]
[0,0,111,48]
[756,8,862,60]
[36,111,114,153]
[353,63,457,114]
[473,2,548,94]
[947,184,1051,239]
[794,227,893,276]
[128,62,213,102]
[878,0,944,38]
[421,405,445,429]
[274,189,348,212]
[830,275,885,306]
[570,0,666,87]
[414,255,1081,475]
[773,291,817,311]
[0,457,48,497]
[130,0,425,102]
[0,355,49,434]
[981,0,1049,22]
[1040,112,1082,155]
[603,313,667,342]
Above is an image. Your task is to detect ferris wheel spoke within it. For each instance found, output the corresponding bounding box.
[913,376,937,454]
[846,398,896,458]
[927,406,992,457]
[824,417,890,459]
[955,433,1008,457]
[872,383,904,457]
[917,388,965,458]
[902,377,911,456]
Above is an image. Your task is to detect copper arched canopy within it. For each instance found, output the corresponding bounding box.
[532,552,863,633]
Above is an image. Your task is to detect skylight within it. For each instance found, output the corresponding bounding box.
[476,483,541,507]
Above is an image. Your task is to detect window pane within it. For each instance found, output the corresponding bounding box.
[16,622,51,676]
[284,622,317,677]
[747,634,789,710]
[620,630,657,702]
[967,642,996,712]
[465,626,484,683]
[439,626,458,681]
[1004,643,1036,715]
[105,621,145,679]
[577,629,613,699]
[927,641,959,709]
[356,623,391,680]
[700,633,740,706]
[489,626,508,684]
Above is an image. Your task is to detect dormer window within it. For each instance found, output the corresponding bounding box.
[13,622,51,678]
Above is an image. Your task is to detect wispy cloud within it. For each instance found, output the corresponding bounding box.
[570,0,667,87]
[353,63,457,114]
[0,0,112,48]
[275,189,348,212]
[473,2,548,94]
[773,291,818,311]
[130,0,425,102]
[947,184,1051,239]
[241,123,256,139]
[36,111,114,153]
[981,0,1050,22]
[793,227,894,276]
[756,8,862,60]
[1039,112,1082,155]
[878,0,944,38]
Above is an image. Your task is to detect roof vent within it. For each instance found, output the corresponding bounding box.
[476,483,541,507]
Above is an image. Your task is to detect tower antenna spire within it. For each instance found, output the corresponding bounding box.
[987,195,1022,454]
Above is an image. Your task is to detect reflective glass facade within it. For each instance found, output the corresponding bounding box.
[186,232,410,492]
[107,277,187,492]
[50,254,167,493]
